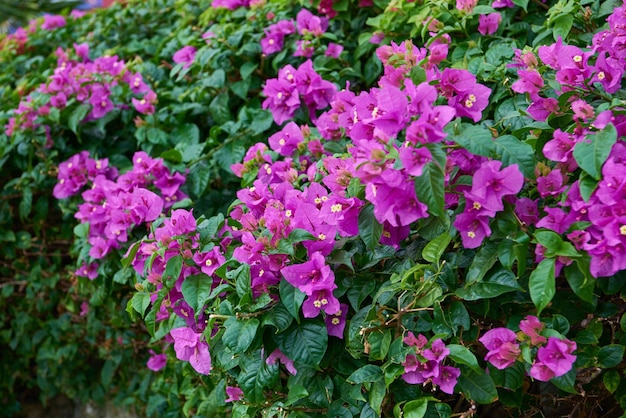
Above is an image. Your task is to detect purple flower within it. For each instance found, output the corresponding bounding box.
[402,358,440,384]
[266,348,297,375]
[88,84,114,119]
[280,251,335,295]
[453,211,492,249]
[325,303,348,338]
[432,365,460,394]
[302,287,340,318]
[225,386,244,402]
[173,46,197,69]
[478,13,502,35]
[170,327,211,375]
[296,8,328,36]
[519,315,547,345]
[479,328,520,369]
[41,15,66,30]
[262,66,301,125]
[75,262,99,280]
[536,337,576,378]
[325,43,344,58]
[268,121,303,156]
[511,69,544,101]
[466,160,524,213]
[423,339,450,362]
[147,351,167,372]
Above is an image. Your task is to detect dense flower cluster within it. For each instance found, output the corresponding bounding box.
[262,59,337,124]
[480,316,577,381]
[402,332,460,394]
[54,151,186,279]
[5,44,156,137]
[508,4,626,277]
[260,8,342,59]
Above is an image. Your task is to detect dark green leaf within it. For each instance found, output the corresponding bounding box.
[358,204,383,250]
[456,267,522,301]
[603,370,620,393]
[275,320,328,369]
[164,255,183,288]
[597,344,625,369]
[573,124,618,180]
[414,160,445,218]
[222,318,259,354]
[447,344,480,373]
[181,274,213,314]
[347,364,383,384]
[404,398,429,418]
[68,104,90,133]
[279,279,305,320]
[529,258,556,315]
[493,135,535,179]
[466,242,499,284]
[457,367,498,404]
[422,233,451,264]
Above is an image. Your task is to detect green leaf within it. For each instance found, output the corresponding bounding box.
[529,258,556,315]
[422,233,451,264]
[188,161,211,198]
[410,65,426,85]
[240,62,258,79]
[279,279,305,320]
[447,344,480,373]
[238,351,279,403]
[68,104,90,133]
[456,267,522,301]
[181,274,213,314]
[597,344,625,369]
[564,262,595,304]
[19,187,32,220]
[488,362,525,390]
[347,365,383,384]
[222,318,259,354]
[534,230,580,258]
[414,160,445,218]
[573,124,618,180]
[146,127,169,145]
[492,135,535,179]
[403,399,429,418]
[285,385,309,406]
[511,0,528,11]
[275,320,328,369]
[457,367,498,404]
[163,255,183,288]
[579,172,598,202]
[287,228,316,243]
[449,124,495,157]
[551,368,577,393]
[262,304,293,333]
[130,292,151,317]
[358,204,383,250]
[552,14,574,40]
[603,370,620,393]
[466,242,499,284]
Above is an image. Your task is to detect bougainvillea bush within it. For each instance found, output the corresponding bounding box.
[4,0,626,416]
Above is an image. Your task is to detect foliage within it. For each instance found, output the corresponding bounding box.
[3,0,626,417]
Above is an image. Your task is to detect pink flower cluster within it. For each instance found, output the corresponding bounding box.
[504,5,626,278]
[54,151,186,279]
[401,332,460,394]
[262,59,337,125]
[260,8,342,58]
[480,316,577,381]
[5,44,156,137]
